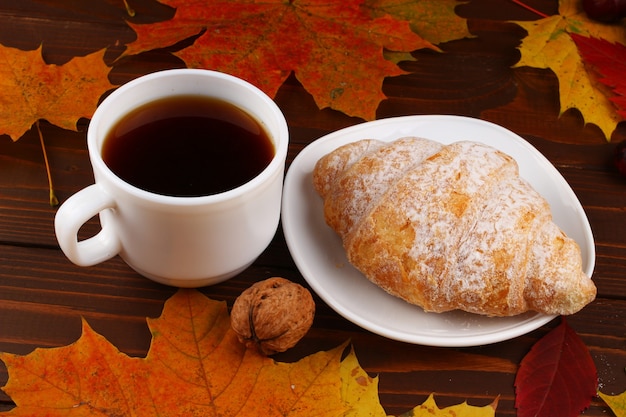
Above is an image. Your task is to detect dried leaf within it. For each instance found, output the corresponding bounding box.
[399,394,498,417]
[123,0,442,120]
[0,45,115,141]
[514,317,597,417]
[0,289,502,416]
[599,390,626,417]
[0,290,366,416]
[512,0,626,139]
[571,33,626,119]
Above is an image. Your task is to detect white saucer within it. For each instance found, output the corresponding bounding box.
[281,115,595,347]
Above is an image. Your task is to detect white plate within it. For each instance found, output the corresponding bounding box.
[281,115,595,347]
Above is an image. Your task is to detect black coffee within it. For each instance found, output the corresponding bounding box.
[102,95,274,197]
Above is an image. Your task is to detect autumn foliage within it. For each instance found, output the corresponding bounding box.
[2,0,625,141]
[512,0,626,139]
[515,318,597,417]
[3,0,626,415]
[571,32,626,120]
[0,46,114,141]
[0,290,498,416]
[124,0,443,120]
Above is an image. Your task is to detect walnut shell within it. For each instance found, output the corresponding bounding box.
[230,277,315,355]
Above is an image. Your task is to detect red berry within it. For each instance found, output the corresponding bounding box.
[613,140,626,176]
[583,0,626,22]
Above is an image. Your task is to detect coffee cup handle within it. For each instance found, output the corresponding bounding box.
[54,184,122,266]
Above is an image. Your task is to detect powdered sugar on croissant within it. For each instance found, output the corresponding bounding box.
[313,137,596,317]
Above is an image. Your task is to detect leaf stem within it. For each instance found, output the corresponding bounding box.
[511,0,549,18]
[36,121,59,206]
[123,0,135,17]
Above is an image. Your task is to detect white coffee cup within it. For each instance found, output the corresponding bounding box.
[54,69,289,287]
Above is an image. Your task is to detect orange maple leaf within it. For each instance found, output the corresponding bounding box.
[0,45,115,141]
[123,0,437,120]
[0,290,355,416]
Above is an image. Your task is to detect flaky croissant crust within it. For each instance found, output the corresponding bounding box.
[313,137,596,317]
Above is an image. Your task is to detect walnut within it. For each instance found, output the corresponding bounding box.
[230,277,315,355]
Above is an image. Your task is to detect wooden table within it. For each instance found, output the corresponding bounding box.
[1,1,625,415]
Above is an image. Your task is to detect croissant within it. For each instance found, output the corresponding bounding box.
[313,137,596,317]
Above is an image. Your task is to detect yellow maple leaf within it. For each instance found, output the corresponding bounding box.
[599,390,626,417]
[0,45,115,141]
[401,393,498,417]
[340,345,387,417]
[512,0,626,140]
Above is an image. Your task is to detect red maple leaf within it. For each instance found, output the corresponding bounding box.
[514,318,597,417]
[123,0,436,120]
[571,32,626,119]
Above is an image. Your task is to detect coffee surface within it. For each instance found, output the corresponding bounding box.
[102,95,274,197]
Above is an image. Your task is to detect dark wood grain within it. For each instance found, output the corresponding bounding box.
[1,1,625,415]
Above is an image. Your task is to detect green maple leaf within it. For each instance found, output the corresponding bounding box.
[364,0,472,46]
